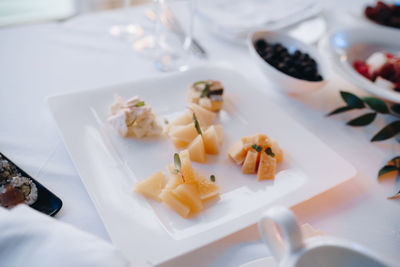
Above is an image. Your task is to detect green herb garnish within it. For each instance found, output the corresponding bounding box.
[193,81,206,86]
[127,116,137,127]
[200,84,210,98]
[210,175,216,182]
[173,153,185,182]
[265,147,275,157]
[252,144,262,152]
[193,113,202,135]
[134,101,145,107]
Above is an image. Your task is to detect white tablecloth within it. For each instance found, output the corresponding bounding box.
[1,1,399,266]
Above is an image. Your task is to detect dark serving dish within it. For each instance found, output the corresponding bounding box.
[0,152,62,216]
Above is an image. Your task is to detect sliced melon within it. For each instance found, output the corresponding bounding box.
[228,141,246,165]
[171,137,189,148]
[242,149,258,174]
[203,126,219,154]
[168,123,198,143]
[188,135,207,163]
[170,112,192,126]
[270,140,283,164]
[189,103,216,127]
[160,189,190,218]
[257,152,277,180]
[214,124,223,144]
[194,172,220,201]
[165,164,184,190]
[134,171,166,201]
[179,150,197,184]
[172,183,203,213]
[241,133,270,151]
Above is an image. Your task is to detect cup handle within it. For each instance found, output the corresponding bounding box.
[258,206,304,264]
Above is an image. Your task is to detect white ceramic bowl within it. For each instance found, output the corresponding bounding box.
[248,30,329,94]
[327,27,400,103]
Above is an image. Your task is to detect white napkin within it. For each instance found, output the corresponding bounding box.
[0,205,144,267]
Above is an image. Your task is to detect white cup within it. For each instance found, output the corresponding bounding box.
[258,206,390,267]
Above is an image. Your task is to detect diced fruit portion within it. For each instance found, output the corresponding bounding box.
[165,165,183,190]
[172,183,203,213]
[194,172,220,201]
[203,126,220,154]
[171,138,189,148]
[228,134,283,181]
[189,103,216,127]
[257,152,277,180]
[270,140,283,164]
[168,123,198,143]
[242,150,258,174]
[188,135,207,163]
[241,133,269,150]
[179,150,197,184]
[228,141,246,165]
[170,112,193,126]
[160,189,190,218]
[134,171,166,201]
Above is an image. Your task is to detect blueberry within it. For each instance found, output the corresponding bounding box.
[255,39,267,50]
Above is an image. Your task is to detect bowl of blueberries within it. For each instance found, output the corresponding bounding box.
[248,30,329,93]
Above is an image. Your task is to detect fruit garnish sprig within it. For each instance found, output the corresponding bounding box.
[328,91,400,199]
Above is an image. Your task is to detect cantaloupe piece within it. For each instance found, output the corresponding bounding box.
[165,164,184,190]
[257,152,277,180]
[203,126,219,154]
[171,138,189,148]
[169,123,198,143]
[228,141,247,165]
[242,150,259,174]
[179,150,197,184]
[214,124,223,144]
[241,134,270,151]
[188,135,207,163]
[270,140,283,163]
[134,171,166,201]
[170,112,192,126]
[172,183,203,213]
[160,189,190,218]
[189,103,216,127]
[194,172,220,201]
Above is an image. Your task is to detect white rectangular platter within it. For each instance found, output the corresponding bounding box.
[47,64,356,265]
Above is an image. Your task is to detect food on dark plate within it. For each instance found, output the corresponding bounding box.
[364,1,400,29]
[254,39,323,82]
[0,155,38,208]
[353,51,400,91]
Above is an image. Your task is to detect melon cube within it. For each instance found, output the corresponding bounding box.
[194,172,220,201]
[242,133,269,151]
[188,135,207,163]
[171,137,189,149]
[189,103,216,127]
[179,150,197,184]
[228,141,246,165]
[257,152,277,180]
[214,124,223,144]
[169,123,198,143]
[134,171,166,201]
[270,140,283,164]
[203,126,220,154]
[165,164,184,190]
[172,183,203,213]
[170,112,193,126]
[242,150,258,174]
[160,189,190,218]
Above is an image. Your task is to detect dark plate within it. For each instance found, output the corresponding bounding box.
[0,152,62,216]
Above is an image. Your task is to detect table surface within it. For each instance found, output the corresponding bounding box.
[1,1,399,266]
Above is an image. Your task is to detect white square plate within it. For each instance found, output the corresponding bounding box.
[47,64,356,265]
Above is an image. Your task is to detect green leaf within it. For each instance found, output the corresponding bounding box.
[340,91,365,109]
[326,106,355,116]
[193,81,206,86]
[346,112,377,127]
[371,120,400,142]
[378,165,398,179]
[391,104,400,115]
[134,101,145,107]
[174,153,181,170]
[210,175,216,182]
[252,144,262,152]
[127,116,137,127]
[193,113,202,135]
[200,84,210,98]
[265,147,275,157]
[361,97,389,114]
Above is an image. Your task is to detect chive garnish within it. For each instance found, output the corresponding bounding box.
[252,144,262,152]
[265,147,275,157]
[134,101,145,107]
[200,84,210,98]
[193,113,202,135]
[210,175,216,182]
[173,153,185,182]
[127,115,137,127]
